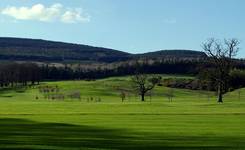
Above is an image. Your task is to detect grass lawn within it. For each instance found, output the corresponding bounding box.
[0,75,244,150]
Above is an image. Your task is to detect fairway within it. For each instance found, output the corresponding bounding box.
[0,76,245,150]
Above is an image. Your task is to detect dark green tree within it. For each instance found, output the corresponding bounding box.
[131,73,161,101]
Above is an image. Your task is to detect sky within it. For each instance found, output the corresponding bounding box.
[0,0,244,57]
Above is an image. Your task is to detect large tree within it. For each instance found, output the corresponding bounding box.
[131,73,161,101]
[202,38,240,103]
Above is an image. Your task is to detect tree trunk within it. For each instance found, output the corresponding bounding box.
[141,93,145,102]
[218,83,223,103]
[218,92,223,103]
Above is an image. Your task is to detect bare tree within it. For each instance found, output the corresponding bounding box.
[131,73,161,102]
[238,88,241,101]
[202,38,240,103]
[120,90,126,102]
[165,88,174,102]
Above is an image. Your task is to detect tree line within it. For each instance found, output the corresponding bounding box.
[40,59,214,80]
[0,57,244,89]
[0,63,41,87]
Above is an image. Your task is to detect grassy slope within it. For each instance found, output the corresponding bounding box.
[0,75,245,150]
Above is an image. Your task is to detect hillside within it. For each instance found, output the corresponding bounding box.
[138,50,206,60]
[0,76,245,149]
[0,37,131,63]
[0,37,206,63]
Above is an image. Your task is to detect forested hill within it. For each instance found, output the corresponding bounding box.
[0,37,206,63]
[138,50,206,60]
[0,37,131,63]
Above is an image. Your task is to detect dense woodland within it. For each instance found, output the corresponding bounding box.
[0,63,41,87]
[0,58,244,90]
[42,59,203,80]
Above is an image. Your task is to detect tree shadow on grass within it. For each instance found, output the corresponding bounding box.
[0,118,244,150]
[0,87,27,98]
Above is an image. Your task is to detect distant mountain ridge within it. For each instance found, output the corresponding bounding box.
[138,50,206,59]
[0,37,206,63]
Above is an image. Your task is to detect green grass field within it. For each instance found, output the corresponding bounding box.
[0,75,245,150]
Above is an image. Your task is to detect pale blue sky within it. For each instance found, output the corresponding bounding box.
[0,0,244,57]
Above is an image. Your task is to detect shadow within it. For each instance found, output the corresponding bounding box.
[0,95,13,98]
[15,89,26,93]
[0,118,244,150]
[0,87,27,98]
